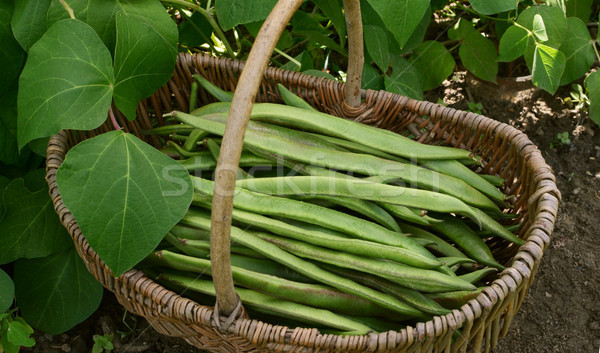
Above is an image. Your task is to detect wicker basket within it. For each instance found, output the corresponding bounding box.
[45,2,559,352]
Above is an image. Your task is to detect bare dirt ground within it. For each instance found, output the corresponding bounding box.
[23,73,600,353]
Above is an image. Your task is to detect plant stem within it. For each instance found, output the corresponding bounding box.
[593,40,600,64]
[109,107,121,130]
[161,0,236,57]
[58,0,75,19]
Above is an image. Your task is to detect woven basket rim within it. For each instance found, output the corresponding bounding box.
[45,52,560,351]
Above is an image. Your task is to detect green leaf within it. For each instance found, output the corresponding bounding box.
[0,326,20,353]
[532,14,549,42]
[559,17,595,85]
[0,178,71,264]
[6,320,35,347]
[364,25,389,72]
[112,5,178,120]
[361,63,384,90]
[497,25,530,62]
[10,0,52,51]
[517,5,567,50]
[532,43,566,94]
[409,40,455,91]
[395,6,431,55]
[216,0,277,31]
[17,19,114,149]
[447,18,475,41]
[566,0,593,22]
[459,31,498,83]
[55,131,193,276]
[179,11,213,48]
[291,11,345,55]
[13,248,103,334]
[584,71,600,126]
[469,0,518,15]
[0,269,14,313]
[367,0,430,49]
[313,0,346,47]
[385,56,423,100]
[0,1,26,95]
[0,89,28,166]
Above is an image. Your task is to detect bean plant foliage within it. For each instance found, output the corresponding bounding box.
[1,0,599,343]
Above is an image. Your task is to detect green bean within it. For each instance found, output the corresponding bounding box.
[399,223,471,259]
[379,203,432,226]
[253,231,477,293]
[232,175,483,228]
[320,264,450,316]
[477,223,520,238]
[158,273,374,334]
[480,174,505,187]
[277,83,317,111]
[426,288,484,309]
[144,123,194,136]
[180,209,427,318]
[244,103,475,161]
[191,101,231,116]
[206,139,253,180]
[247,151,402,232]
[173,111,498,210]
[167,140,204,158]
[309,132,503,203]
[468,207,524,245]
[191,177,429,251]
[420,159,505,204]
[191,198,440,268]
[438,257,476,267]
[428,214,504,270]
[183,129,209,152]
[152,250,392,318]
[458,267,498,284]
[189,81,199,112]
[192,74,234,102]
[178,151,275,172]
[296,195,401,232]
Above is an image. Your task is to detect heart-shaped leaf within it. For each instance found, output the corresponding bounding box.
[216,0,278,31]
[10,0,52,51]
[367,0,430,49]
[55,131,193,276]
[385,55,423,100]
[13,248,103,334]
[17,19,114,149]
[364,25,390,72]
[497,25,530,62]
[532,43,566,95]
[0,179,72,264]
[112,5,178,120]
[409,40,455,91]
[532,14,549,42]
[459,31,498,83]
[559,17,595,85]
[6,319,35,347]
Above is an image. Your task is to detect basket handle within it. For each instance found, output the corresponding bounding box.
[210,0,364,318]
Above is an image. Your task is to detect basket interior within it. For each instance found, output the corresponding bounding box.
[47,52,560,352]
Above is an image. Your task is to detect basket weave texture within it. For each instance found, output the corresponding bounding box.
[46,52,560,353]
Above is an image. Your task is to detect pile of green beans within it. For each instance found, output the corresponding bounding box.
[139,79,523,335]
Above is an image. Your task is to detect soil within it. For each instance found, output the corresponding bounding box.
[22,73,600,353]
